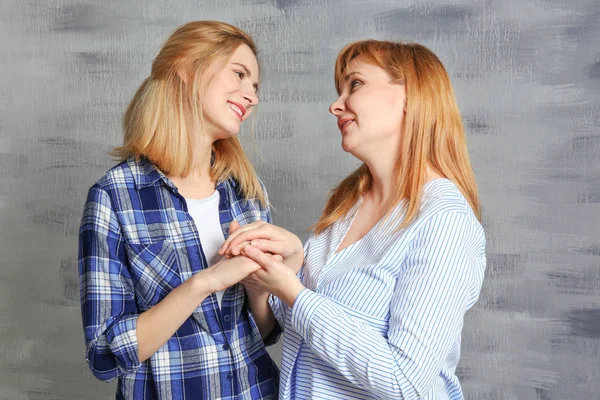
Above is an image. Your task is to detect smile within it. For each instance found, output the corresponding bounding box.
[227,101,246,121]
[338,118,354,131]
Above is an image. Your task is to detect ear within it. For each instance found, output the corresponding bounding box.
[176,66,189,85]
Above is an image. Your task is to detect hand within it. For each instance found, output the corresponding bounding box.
[220,220,304,273]
[240,244,305,308]
[241,253,283,298]
[202,255,262,293]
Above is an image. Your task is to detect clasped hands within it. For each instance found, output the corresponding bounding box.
[216,220,306,307]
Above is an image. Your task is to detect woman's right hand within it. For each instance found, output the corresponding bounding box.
[201,255,262,293]
[219,221,304,273]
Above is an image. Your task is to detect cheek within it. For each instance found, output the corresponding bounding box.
[205,74,232,97]
[378,93,405,125]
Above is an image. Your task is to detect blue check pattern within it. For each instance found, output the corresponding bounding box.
[78,157,279,399]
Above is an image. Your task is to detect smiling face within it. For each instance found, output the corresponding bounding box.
[329,58,407,162]
[199,44,260,141]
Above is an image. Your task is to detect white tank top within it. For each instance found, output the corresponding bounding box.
[185,190,226,308]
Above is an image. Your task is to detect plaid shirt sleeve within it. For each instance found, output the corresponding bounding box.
[78,185,141,381]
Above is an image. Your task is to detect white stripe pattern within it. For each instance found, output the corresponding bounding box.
[270,178,486,399]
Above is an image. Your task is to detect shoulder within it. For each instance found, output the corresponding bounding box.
[418,179,473,218]
[92,159,137,192]
[403,179,485,251]
[84,159,140,211]
[223,175,272,222]
[227,175,270,202]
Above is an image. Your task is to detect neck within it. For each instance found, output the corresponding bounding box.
[178,102,217,180]
[189,137,214,179]
[363,155,443,208]
[360,140,400,206]
[166,132,215,183]
[364,158,395,208]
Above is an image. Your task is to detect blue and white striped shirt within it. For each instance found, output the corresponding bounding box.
[269,178,486,399]
[78,157,279,399]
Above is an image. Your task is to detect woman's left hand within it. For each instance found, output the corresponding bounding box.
[220,221,304,273]
[241,244,305,308]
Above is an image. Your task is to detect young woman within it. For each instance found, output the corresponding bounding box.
[220,40,487,399]
[78,21,279,399]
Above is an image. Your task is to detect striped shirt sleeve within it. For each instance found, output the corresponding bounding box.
[78,185,141,381]
[290,211,480,399]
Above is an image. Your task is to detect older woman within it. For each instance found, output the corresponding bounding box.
[221,40,486,400]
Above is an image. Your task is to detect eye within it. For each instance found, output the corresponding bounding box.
[234,70,245,79]
[350,79,362,90]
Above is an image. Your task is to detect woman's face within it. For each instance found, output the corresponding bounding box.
[329,58,406,162]
[200,44,259,140]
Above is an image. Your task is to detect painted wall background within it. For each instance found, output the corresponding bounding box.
[1,0,599,399]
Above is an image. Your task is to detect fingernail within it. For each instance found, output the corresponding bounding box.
[244,244,254,253]
[251,240,259,247]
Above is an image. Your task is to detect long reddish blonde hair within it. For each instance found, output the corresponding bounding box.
[314,40,481,234]
[112,21,265,204]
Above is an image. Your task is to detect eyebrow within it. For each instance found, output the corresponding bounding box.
[343,71,363,81]
[232,62,259,92]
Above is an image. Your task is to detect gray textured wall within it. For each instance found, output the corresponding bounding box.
[1,0,599,399]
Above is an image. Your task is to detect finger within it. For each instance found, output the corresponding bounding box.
[219,220,243,255]
[232,242,286,258]
[270,254,283,262]
[223,223,270,253]
[242,259,262,276]
[219,221,265,254]
[223,225,278,254]
[242,244,279,269]
[230,240,252,256]
[229,220,240,234]
[252,267,271,283]
[246,239,288,257]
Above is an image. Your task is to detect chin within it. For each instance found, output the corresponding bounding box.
[215,126,241,140]
[341,137,357,153]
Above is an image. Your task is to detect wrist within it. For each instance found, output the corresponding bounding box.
[190,269,216,300]
[279,281,305,308]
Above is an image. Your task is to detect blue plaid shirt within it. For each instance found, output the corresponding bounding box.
[78,157,279,399]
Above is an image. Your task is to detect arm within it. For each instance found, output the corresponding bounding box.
[286,212,483,399]
[245,288,279,341]
[245,261,306,340]
[241,235,310,339]
[79,186,259,380]
[235,193,281,342]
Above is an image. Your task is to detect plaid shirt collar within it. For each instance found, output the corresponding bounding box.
[128,156,237,192]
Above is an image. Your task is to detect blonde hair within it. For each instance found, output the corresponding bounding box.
[112,21,265,204]
[314,40,481,234]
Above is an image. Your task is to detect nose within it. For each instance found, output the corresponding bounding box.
[241,88,259,107]
[329,95,345,116]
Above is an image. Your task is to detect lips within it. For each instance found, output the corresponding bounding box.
[227,100,246,121]
[338,118,355,131]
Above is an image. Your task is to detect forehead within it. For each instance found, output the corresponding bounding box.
[344,58,386,78]
[229,44,259,74]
